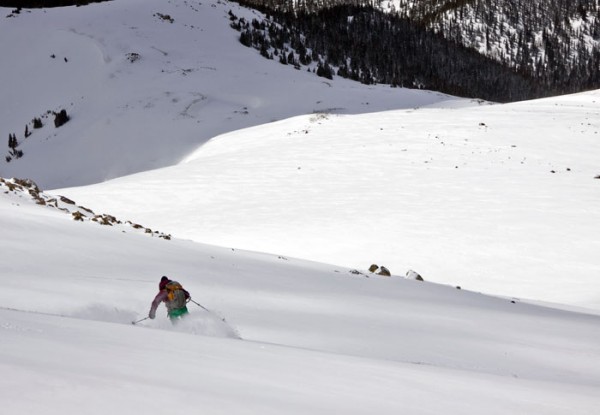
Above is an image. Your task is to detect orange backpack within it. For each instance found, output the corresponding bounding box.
[165,281,187,308]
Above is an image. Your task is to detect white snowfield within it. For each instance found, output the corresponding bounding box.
[1,0,600,413]
[61,90,600,311]
[1,191,599,414]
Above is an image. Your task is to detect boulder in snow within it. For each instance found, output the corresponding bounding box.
[406,269,424,281]
[377,266,391,277]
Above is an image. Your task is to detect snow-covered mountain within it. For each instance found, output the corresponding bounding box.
[273,0,600,76]
[1,0,457,187]
[388,0,600,75]
[235,0,600,99]
[1,1,600,413]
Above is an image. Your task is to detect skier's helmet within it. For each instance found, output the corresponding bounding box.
[159,276,170,289]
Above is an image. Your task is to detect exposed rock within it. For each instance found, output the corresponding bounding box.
[368,264,379,273]
[72,211,85,221]
[60,196,76,205]
[377,266,391,277]
[53,109,69,128]
[406,269,424,281]
[1,176,172,241]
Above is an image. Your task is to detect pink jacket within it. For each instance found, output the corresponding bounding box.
[149,287,190,318]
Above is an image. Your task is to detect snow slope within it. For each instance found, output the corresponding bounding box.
[2,181,600,414]
[2,0,598,311]
[0,0,459,188]
[59,90,600,310]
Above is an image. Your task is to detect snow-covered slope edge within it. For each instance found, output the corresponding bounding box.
[0,177,172,239]
[2,185,600,414]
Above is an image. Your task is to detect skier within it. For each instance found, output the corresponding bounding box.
[148,276,191,323]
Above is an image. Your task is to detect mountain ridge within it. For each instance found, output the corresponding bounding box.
[233,0,600,100]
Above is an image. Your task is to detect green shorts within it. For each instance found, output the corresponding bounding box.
[168,306,189,322]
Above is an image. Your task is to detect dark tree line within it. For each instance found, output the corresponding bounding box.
[232,0,600,101]
[231,4,547,101]
[6,133,23,161]
[395,0,600,94]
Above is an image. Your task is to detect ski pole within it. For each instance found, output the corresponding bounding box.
[189,298,209,311]
[189,299,227,322]
[132,316,150,325]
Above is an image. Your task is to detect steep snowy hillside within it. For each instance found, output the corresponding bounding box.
[58,90,600,310]
[0,0,460,188]
[1,183,600,414]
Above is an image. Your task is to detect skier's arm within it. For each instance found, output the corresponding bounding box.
[149,290,168,319]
